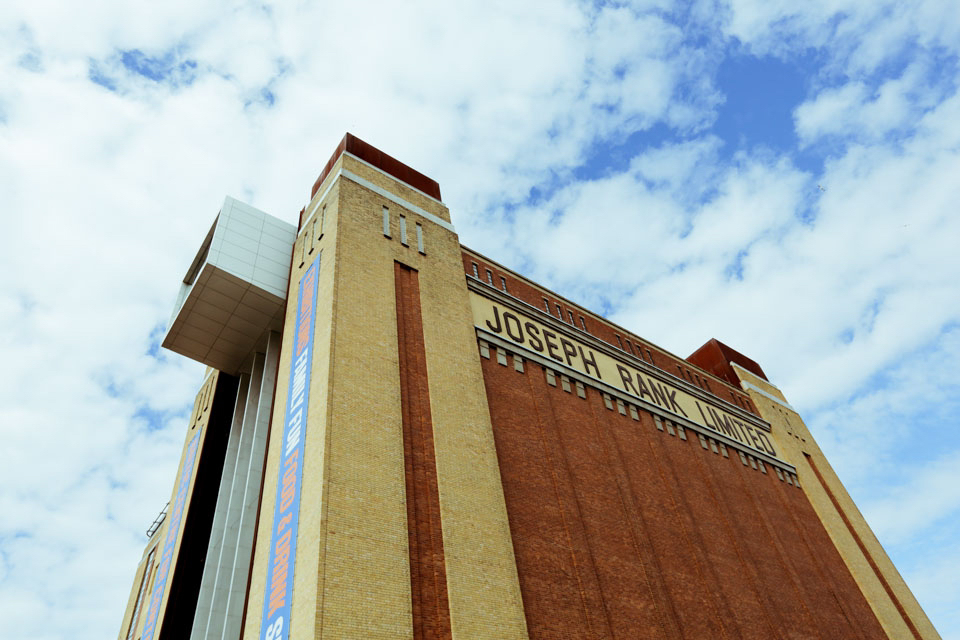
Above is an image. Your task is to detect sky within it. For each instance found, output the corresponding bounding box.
[1,0,958,638]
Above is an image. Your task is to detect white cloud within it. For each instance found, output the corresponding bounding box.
[903,542,960,639]
[795,58,950,145]
[862,449,960,545]
[809,323,960,481]
[794,82,869,142]
[721,0,960,74]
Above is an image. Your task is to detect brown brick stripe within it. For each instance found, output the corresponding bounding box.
[805,453,923,640]
[395,262,452,640]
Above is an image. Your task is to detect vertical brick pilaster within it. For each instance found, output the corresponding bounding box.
[395,261,452,640]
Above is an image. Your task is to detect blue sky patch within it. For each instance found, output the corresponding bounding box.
[574,123,676,182]
[146,323,167,359]
[88,61,118,91]
[88,47,199,93]
[134,406,172,433]
[18,51,42,72]
[119,48,198,86]
[724,248,748,281]
[244,86,277,109]
[713,53,811,160]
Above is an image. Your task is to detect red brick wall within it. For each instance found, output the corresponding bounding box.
[478,351,886,639]
[395,262,452,640]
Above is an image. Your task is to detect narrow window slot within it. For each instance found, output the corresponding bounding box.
[416,222,424,254]
[382,206,390,237]
[399,214,408,246]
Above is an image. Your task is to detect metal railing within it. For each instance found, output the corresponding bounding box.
[146,502,169,538]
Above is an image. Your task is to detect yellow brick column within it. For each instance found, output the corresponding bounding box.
[732,364,940,640]
[245,152,527,639]
[243,166,345,640]
[313,161,413,639]
[319,154,527,637]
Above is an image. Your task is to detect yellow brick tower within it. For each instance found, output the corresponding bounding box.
[243,138,527,639]
[688,339,940,639]
[733,365,939,639]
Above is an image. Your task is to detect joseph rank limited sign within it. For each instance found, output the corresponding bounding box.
[470,291,780,461]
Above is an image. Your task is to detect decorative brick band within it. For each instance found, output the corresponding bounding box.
[395,262,452,640]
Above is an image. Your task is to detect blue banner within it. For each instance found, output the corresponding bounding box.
[260,259,320,640]
[141,428,203,640]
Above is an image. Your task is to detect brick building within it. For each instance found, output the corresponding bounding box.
[118,134,940,639]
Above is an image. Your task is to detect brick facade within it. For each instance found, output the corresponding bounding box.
[479,347,886,639]
[120,134,939,640]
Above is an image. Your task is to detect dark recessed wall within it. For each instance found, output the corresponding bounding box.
[159,373,239,640]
